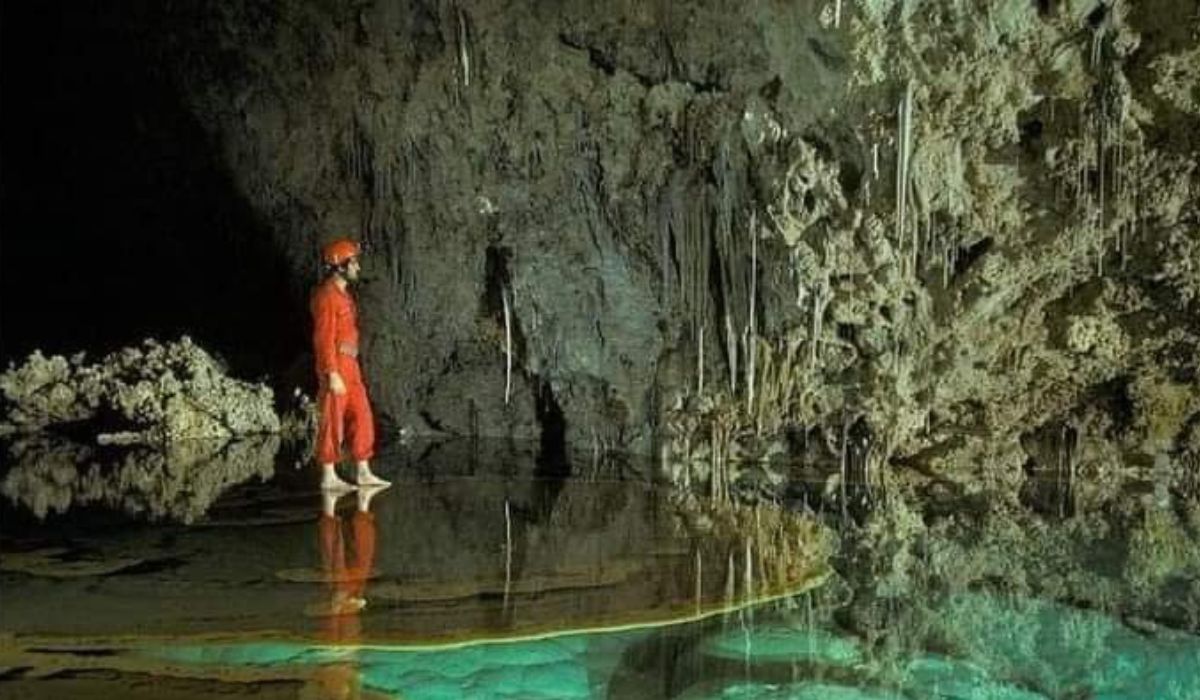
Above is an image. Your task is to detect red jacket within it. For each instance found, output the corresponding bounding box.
[310,278,360,376]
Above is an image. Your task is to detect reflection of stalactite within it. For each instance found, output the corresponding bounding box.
[894,81,917,278]
[747,213,758,413]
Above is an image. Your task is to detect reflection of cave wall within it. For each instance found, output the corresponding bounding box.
[0,3,305,378]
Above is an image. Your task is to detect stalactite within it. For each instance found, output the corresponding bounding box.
[714,134,752,394]
[666,178,710,337]
[726,312,738,394]
[659,195,673,306]
[503,286,512,405]
[387,222,401,289]
[895,81,915,277]
[457,7,471,88]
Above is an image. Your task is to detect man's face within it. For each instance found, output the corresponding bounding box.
[344,257,361,282]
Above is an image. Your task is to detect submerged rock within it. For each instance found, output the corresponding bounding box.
[676,682,896,700]
[701,625,863,667]
[0,337,280,445]
[0,548,148,579]
[929,592,1200,699]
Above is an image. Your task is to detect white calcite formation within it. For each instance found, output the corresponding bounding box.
[0,337,280,445]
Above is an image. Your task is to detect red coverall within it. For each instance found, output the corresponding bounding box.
[317,510,376,641]
[311,277,375,465]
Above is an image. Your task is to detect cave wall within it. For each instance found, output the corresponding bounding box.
[154,0,845,452]
[149,0,1199,473]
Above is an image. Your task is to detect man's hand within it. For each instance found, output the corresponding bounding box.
[328,371,347,395]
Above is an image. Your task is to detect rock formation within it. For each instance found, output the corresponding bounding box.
[0,337,281,445]
[49,1,1195,497]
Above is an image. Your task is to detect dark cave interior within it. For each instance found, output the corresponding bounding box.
[1,1,304,380]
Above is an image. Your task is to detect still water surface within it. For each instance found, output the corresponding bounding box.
[0,438,1196,698]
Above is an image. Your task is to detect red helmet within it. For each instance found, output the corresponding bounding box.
[321,238,361,266]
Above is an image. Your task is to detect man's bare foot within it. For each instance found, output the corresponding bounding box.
[355,466,391,488]
[303,593,366,618]
[334,593,367,615]
[320,473,357,493]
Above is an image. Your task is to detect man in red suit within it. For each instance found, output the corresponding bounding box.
[311,238,390,491]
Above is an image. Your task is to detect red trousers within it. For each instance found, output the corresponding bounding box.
[318,511,376,642]
[316,356,375,464]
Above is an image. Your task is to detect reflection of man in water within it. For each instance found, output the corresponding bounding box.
[309,485,387,640]
[301,485,387,700]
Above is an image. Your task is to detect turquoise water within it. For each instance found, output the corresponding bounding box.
[1,438,1197,698]
[143,589,1199,699]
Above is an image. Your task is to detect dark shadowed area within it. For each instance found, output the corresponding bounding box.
[1,1,305,378]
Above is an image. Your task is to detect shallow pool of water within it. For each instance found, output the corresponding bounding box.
[1,438,1197,699]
